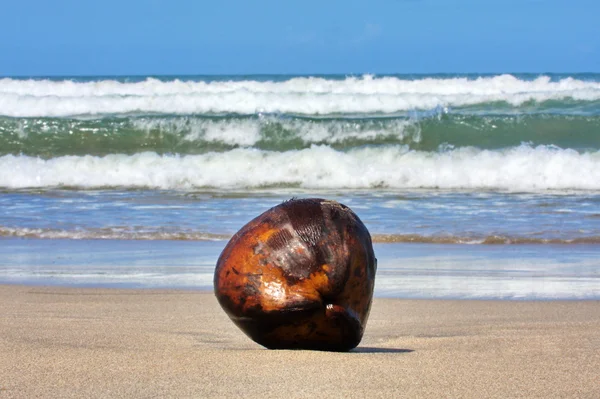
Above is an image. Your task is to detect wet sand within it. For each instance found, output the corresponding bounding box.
[0,284,598,398]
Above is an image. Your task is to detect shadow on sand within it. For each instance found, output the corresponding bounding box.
[351,347,414,354]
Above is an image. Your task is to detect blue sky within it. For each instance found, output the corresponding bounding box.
[2,0,598,75]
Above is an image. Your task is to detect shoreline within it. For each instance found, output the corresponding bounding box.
[1,284,598,398]
[2,238,599,300]
[0,281,598,302]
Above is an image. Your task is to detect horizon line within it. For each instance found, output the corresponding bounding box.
[1,71,599,79]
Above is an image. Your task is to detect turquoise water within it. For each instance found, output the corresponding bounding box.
[3,114,600,157]
[1,73,599,298]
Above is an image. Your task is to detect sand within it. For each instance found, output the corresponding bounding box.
[0,285,598,398]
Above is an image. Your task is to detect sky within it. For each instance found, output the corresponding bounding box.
[1,0,599,76]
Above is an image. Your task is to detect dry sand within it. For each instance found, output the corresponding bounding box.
[0,284,598,398]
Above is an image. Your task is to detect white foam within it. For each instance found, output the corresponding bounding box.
[0,226,228,241]
[1,75,599,117]
[2,144,599,191]
[130,117,420,147]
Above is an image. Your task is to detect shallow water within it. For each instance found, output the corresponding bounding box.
[2,189,600,244]
[1,239,598,300]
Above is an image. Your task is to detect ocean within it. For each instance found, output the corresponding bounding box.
[1,73,599,299]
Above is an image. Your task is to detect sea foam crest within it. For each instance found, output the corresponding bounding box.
[1,75,599,117]
[3,226,600,245]
[2,144,599,191]
[130,117,420,146]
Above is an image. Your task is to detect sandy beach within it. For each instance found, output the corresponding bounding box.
[0,285,598,398]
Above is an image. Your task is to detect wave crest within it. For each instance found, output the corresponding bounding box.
[1,144,599,191]
[1,75,599,117]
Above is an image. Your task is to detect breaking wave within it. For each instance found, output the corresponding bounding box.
[1,144,599,191]
[1,74,600,117]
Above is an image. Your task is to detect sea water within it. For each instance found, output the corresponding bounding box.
[1,73,599,299]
